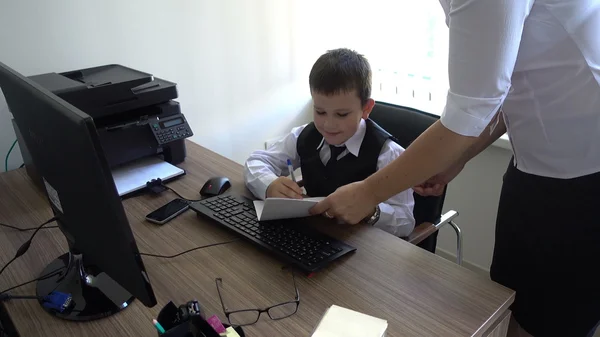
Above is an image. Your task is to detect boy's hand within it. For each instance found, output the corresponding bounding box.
[266,177,303,199]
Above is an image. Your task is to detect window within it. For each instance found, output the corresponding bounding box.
[297,1,449,115]
[366,1,449,115]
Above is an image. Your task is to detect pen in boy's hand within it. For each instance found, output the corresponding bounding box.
[287,159,297,183]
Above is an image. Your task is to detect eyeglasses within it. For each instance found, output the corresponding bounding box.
[215,271,300,326]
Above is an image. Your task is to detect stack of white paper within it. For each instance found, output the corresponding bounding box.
[311,305,388,337]
[253,197,325,221]
[111,157,185,197]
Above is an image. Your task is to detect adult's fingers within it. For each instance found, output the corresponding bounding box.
[413,186,426,195]
[414,184,444,196]
[310,197,332,215]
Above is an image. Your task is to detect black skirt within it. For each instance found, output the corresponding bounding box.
[490,161,600,337]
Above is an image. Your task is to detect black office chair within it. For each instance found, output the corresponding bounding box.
[370,102,463,265]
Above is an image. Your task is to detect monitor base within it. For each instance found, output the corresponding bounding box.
[36,252,135,321]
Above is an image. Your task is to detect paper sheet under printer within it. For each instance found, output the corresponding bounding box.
[111,157,185,197]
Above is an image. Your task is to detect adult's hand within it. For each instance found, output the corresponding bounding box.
[310,181,379,224]
[413,161,465,196]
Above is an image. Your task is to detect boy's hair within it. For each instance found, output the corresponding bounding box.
[309,48,372,106]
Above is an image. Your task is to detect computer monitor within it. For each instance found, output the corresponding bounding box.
[0,61,157,321]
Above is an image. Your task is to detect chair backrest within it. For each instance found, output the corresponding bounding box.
[369,102,447,226]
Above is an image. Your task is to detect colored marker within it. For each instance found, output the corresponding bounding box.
[152,319,166,334]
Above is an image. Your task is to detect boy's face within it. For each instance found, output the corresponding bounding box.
[311,90,375,146]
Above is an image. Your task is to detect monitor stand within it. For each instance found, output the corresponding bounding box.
[35,252,135,321]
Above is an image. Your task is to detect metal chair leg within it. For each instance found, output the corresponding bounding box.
[434,210,463,265]
[448,220,463,266]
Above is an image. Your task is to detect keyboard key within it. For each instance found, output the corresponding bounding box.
[228,208,242,215]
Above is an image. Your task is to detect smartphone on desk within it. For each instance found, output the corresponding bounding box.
[145,198,190,225]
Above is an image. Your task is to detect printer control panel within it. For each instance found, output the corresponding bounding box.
[150,114,194,145]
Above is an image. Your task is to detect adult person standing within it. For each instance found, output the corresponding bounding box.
[312,0,600,336]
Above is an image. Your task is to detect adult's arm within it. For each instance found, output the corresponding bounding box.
[312,0,533,223]
[414,111,506,196]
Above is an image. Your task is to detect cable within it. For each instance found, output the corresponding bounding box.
[4,139,18,172]
[0,217,58,277]
[0,294,40,301]
[0,266,65,295]
[146,178,202,202]
[140,239,240,259]
[163,185,201,202]
[0,221,59,232]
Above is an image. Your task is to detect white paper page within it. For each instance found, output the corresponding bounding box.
[253,197,325,221]
[312,305,388,337]
[111,157,185,197]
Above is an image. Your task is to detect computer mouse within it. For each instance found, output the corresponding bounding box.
[200,177,231,197]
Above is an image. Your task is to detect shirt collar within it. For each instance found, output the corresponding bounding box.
[316,119,366,157]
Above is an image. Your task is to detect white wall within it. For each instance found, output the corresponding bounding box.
[438,146,513,271]
[0,0,323,169]
[0,0,510,271]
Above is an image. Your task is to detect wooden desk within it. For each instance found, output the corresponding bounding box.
[0,140,514,337]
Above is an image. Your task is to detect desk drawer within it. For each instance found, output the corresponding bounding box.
[483,310,511,337]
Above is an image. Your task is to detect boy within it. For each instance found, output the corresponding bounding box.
[244,48,415,237]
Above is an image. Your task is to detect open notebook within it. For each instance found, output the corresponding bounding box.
[253,197,325,221]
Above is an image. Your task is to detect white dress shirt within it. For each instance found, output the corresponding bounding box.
[439,0,600,179]
[244,119,416,237]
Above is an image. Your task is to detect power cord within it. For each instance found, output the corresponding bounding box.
[140,239,240,259]
[146,178,201,202]
[0,217,58,277]
[0,266,65,295]
[0,294,40,300]
[0,220,59,232]
[163,185,201,202]
[4,139,17,172]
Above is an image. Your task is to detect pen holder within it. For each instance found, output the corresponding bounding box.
[159,322,245,337]
[160,323,192,337]
[223,324,245,337]
[155,300,245,337]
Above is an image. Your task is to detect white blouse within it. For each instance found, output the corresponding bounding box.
[438,0,600,179]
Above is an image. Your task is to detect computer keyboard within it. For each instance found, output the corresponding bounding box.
[189,194,356,273]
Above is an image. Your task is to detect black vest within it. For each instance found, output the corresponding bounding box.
[297,119,396,197]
